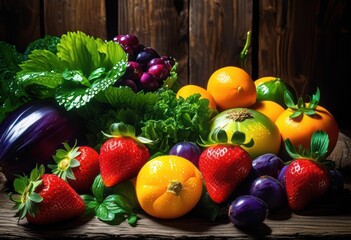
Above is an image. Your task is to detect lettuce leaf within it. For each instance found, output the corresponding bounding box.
[141,90,212,155]
[16,31,128,110]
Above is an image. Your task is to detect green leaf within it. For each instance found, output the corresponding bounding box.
[19,49,62,73]
[284,90,296,108]
[28,192,43,203]
[92,175,105,203]
[96,204,115,221]
[310,130,329,161]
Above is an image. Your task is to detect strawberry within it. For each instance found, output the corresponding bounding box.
[48,142,100,193]
[284,130,334,211]
[198,130,254,203]
[99,122,151,187]
[9,165,86,224]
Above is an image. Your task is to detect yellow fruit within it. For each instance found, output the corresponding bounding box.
[176,84,217,110]
[135,155,203,219]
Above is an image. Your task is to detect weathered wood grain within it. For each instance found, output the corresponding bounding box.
[43,0,107,40]
[0,0,41,52]
[257,0,351,130]
[118,0,189,86]
[0,188,351,239]
[189,0,253,87]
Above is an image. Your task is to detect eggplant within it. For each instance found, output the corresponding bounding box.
[0,100,85,187]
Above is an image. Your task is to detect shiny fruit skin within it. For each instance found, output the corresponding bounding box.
[26,174,86,224]
[208,108,281,159]
[228,195,268,227]
[252,153,285,178]
[199,144,252,203]
[250,100,285,122]
[254,77,296,108]
[135,155,203,219]
[285,159,330,211]
[169,141,202,168]
[207,66,256,110]
[249,175,287,210]
[275,105,339,156]
[176,84,217,110]
[99,137,150,187]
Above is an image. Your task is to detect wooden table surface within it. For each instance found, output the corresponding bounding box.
[1,132,351,239]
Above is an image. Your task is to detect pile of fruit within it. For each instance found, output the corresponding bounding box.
[0,31,345,228]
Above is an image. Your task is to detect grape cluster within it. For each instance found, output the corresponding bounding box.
[113,34,176,92]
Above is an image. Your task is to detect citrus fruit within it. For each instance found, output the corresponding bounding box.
[207,108,281,159]
[254,77,296,108]
[135,155,203,219]
[176,84,217,110]
[206,66,256,110]
[250,100,285,122]
[275,105,339,156]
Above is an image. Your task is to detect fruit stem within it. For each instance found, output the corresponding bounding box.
[240,30,252,72]
[167,180,183,196]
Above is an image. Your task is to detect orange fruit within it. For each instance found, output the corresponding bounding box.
[135,155,203,219]
[250,100,285,122]
[206,66,256,110]
[275,105,339,156]
[176,84,217,110]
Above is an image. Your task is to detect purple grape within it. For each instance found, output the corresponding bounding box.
[228,195,268,227]
[124,61,143,81]
[136,51,154,69]
[115,79,138,92]
[113,34,139,48]
[249,175,287,210]
[147,58,165,68]
[169,141,201,167]
[140,72,158,91]
[121,45,135,61]
[161,55,176,67]
[143,47,160,59]
[252,153,285,178]
[148,64,170,81]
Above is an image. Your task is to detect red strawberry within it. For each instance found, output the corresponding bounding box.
[199,144,252,203]
[99,122,151,187]
[284,130,333,211]
[48,142,100,193]
[9,165,86,224]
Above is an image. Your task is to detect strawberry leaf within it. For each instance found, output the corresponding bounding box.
[284,130,330,163]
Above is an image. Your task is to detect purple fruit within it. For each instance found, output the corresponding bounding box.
[252,153,285,178]
[124,61,143,81]
[328,168,344,193]
[249,175,287,210]
[228,195,268,227]
[169,141,201,167]
[148,64,170,81]
[277,164,288,188]
[140,72,158,91]
[113,34,139,48]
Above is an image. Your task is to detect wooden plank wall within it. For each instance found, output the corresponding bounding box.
[0,0,350,130]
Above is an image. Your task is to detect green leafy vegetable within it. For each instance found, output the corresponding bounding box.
[141,90,212,155]
[16,31,128,110]
[0,41,27,123]
[81,175,139,226]
[24,35,60,57]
